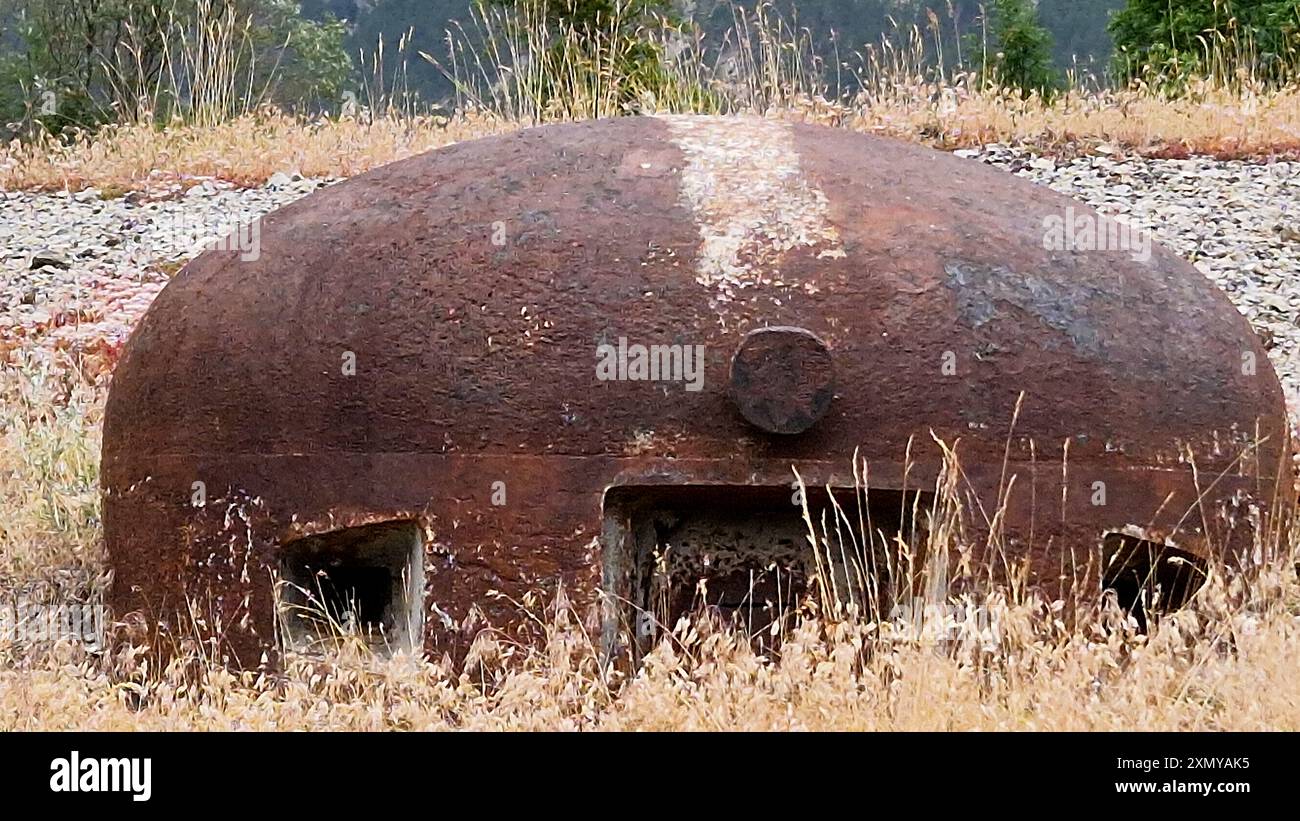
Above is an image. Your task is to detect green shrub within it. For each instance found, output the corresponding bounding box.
[0,0,353,136]
[484,0,679,113]
[971,0,1061,98]
[1110,0,1300,89]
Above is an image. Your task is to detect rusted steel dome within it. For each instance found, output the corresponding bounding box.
[102,115,1290,663]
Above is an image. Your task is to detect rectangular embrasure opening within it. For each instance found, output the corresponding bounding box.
[602,484,930,658]
[1102,531,1206,630]
[278,520,424,655]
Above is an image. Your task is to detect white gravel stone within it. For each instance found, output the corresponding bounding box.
[0,175,335,376]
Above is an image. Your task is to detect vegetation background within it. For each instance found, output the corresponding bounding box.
[2,0,1297,139]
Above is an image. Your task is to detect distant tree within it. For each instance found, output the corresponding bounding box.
[482,0,681,113]
[258,0,354,109]
[488,0,673,30]
[1109,0,1300,88]
[0,0,352,135]
[972,0,1060,96]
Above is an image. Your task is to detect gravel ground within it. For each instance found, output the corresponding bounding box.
[2,150,1298,407]
[0,173,332,380]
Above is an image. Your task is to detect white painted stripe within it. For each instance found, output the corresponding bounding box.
[660,115,844,311]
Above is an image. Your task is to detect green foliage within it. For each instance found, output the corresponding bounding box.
[971,0,1061,96]
[489,0,673,30]
[1,0,171,133]
[303,1,1138,106]
[480,0,683,115]
[255,0,353,108]
[1109,0,1300,89]
[0,0,352,135]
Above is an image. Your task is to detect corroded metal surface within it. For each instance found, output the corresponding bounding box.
[729,326,834,434]
[101,115,1291,665]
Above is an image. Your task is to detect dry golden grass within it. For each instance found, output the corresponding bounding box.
[2,573,1297,731]
[0,360,103,585]
[4,0,1300,194]
[2,86,1298,193]
[847,83,1300,158]
[0,360,1297,731]
[0,109,517,193]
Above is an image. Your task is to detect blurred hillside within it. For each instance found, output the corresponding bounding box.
[300,0,1126,104]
